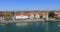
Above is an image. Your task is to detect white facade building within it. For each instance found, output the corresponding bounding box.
[15,15,29,19]
[35,14,40,19]
[29,14,34,19]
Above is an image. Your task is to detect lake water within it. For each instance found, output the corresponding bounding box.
[0,21,60,32]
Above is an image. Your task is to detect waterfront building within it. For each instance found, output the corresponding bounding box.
[0,11,5,21]
[38,12,48,19]
[55,11,60,17]
[0,11,49,20]
[42,12,48,19]
[14,12,35,20]
[28,12,35,19]
[35,13,40,19]
[14,12,29,20]
[15,14,29,20]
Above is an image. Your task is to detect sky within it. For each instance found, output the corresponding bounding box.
[0,0,60,11]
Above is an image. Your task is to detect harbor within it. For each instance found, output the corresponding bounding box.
[0,21,60,32]
[0,0,60,32]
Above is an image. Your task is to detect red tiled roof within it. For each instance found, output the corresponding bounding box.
[15,14,28,16]
[56,12,60,17]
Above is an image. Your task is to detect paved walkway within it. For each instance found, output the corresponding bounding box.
[0,19,44,23]
[0,19,60,24]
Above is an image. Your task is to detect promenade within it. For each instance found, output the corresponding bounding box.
[0,19,44,23]
[0,19,60,24]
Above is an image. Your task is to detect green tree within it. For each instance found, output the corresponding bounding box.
[4,12,12,20]
[40,15,43,19]
[48,12,55,18]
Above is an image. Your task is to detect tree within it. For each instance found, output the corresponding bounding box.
[40,15,43,19]
[48,12,55,18]
[4,12,12,20]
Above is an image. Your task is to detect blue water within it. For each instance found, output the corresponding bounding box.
[0,21,60,32]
